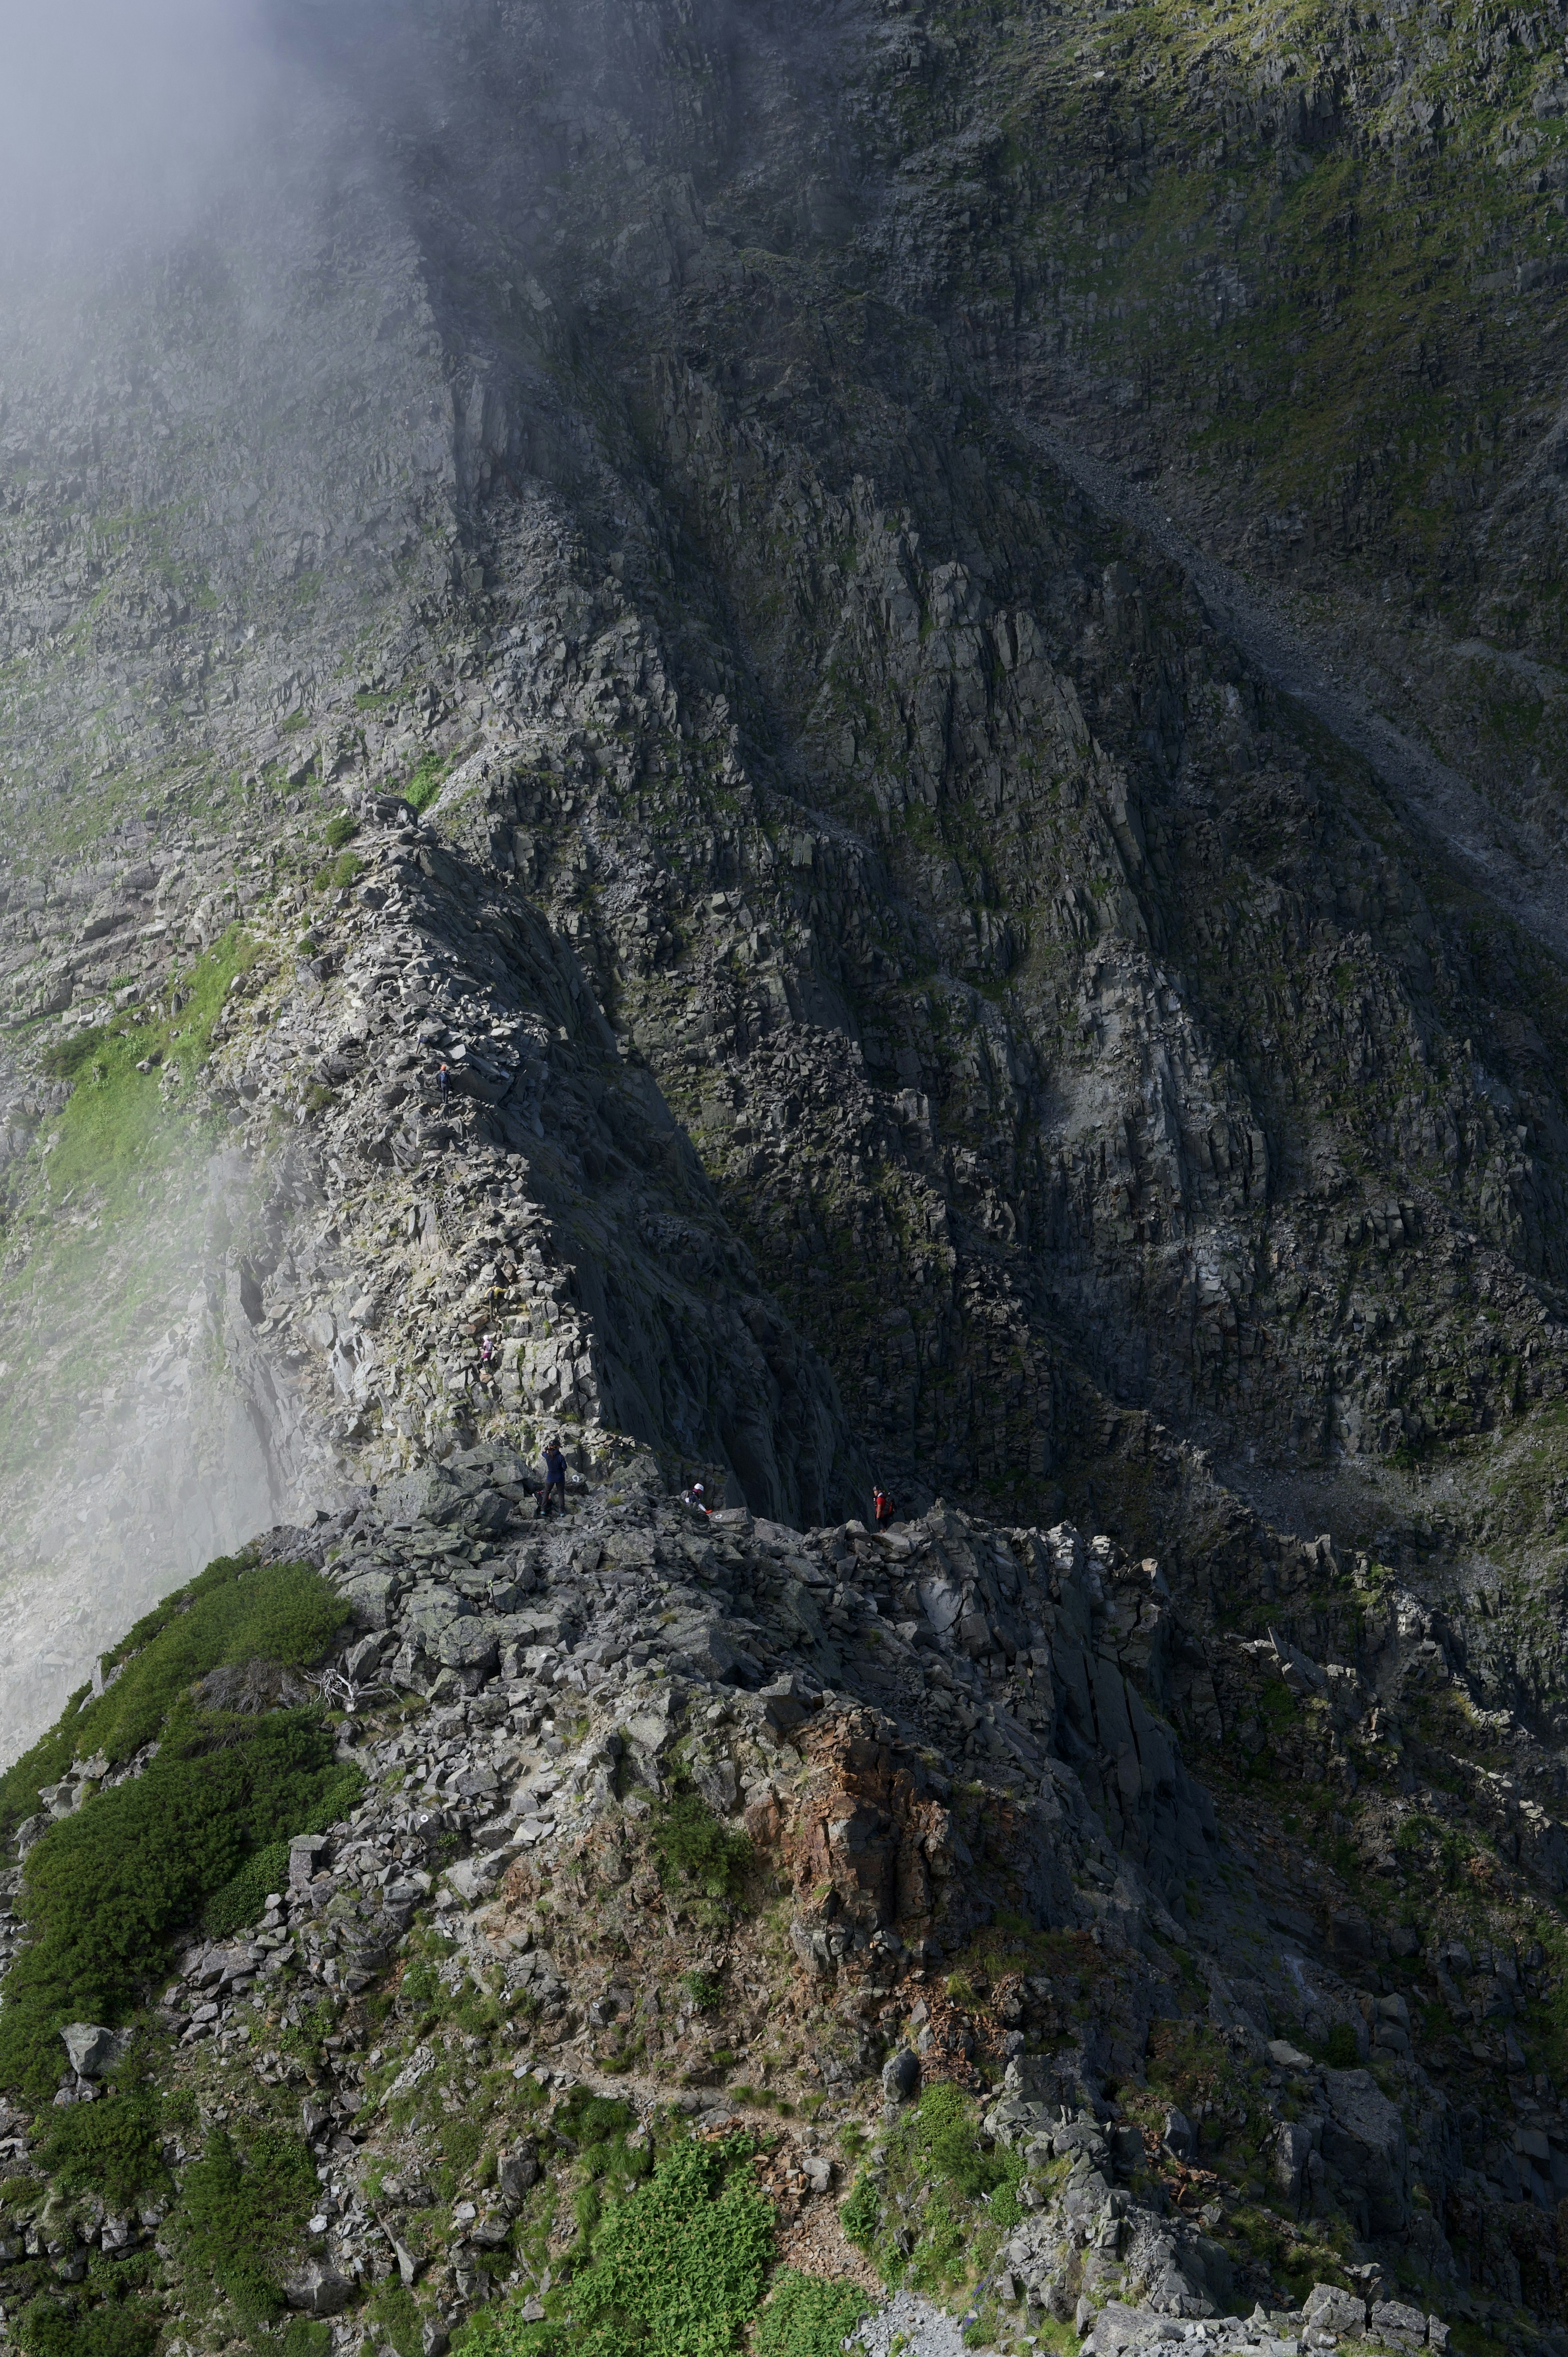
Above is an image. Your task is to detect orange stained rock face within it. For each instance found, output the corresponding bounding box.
[782,1709,963,1943]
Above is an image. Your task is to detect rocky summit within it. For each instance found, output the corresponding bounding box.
[8,1,1568,2355]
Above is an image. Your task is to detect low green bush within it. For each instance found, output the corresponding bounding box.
[323,812,359,851]
[463,2132,773,2357]
[204,1836,294,1938]
[1325,2023,1360,2069]
[652,1790,751,1902]
[753,2269,870,2357]
[434,2116,484,2203]
[14,2292,160,2357]
[36,2063,169,2209]
[281,2325,333,2357]
[92,1555,350,1764]
[38,1029,118,1084]
[849,2083,1024,2294]
[0,1700,361,2098]
[36,928,258,1202]
[900,2080,1014,2203]
[172,2124,318,2327]
[313,851,363,893]
[404,754,450,812]
[365,2285,422,2357]
[842,2172,880,2252]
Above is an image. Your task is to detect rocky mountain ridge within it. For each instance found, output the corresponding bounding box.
[6,0,1568,2351]
[4,1462,1568,2356]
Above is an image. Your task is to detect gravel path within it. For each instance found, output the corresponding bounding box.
[1022,413,1568,964]
[853,2288,986,2356]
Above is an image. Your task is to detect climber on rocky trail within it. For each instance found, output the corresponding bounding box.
[874,1485,895,1528]
[541,1436,567,1516]
[437,1061,450,1110]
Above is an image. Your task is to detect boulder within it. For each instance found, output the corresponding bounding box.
[1303,2284,1365,2335]
[498,2148,540,2205]
[60,2023,116,2078]
[1322,2069,1408,2234]
[341,1571,398,1630]
[1371,2301,1428,2343]
[756,1673,817,1735]
[381,1467,462,1527]
[446,1855,500,1904]
[461,1487,511,1537]
[1273,2120,1314,2206]
[289,1834,332,1890]
[284,2261,355,2317]
[436,1618,501,1675]
[1330,1908,1375,1963]
[881,2047,920,2103]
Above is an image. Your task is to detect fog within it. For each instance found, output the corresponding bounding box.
[0,0,604,1764]
[0,0,296,267]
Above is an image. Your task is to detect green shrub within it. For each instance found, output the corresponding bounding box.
[1325,2022,1360,2069]
[313,851,363,893]
[35,928,258,1199]
[36,2066,169,2209]
[324,813,359,851]
[652,1791,751,1901]
[842,2172,880,2252]
[94,1555,350,1763]
[172,2125,317,2326]
[365,2287,420,2357]
[462,2133,773,2357]
[404,754,450,812]
[901,2081,1012,2202]
[680,1971,723,2010]
[38,1028,118,1084]
[204,1837,294,1937]
[753,2270,871,2357]
[281,2325,333,2357]
[552,2087,649,2209]
[0,1701,361,2098]
[435,2116,483,2201]
[15,2293,160,2357]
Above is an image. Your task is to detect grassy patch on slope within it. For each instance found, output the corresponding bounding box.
[0,1552,350,1836]
[0,925,262,1479]
[844,2081,1022,2296]
[36,922,259,1194]
[463,2132,775,2357]
[0,1552,359,2100]
[172,2121,319,2327]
